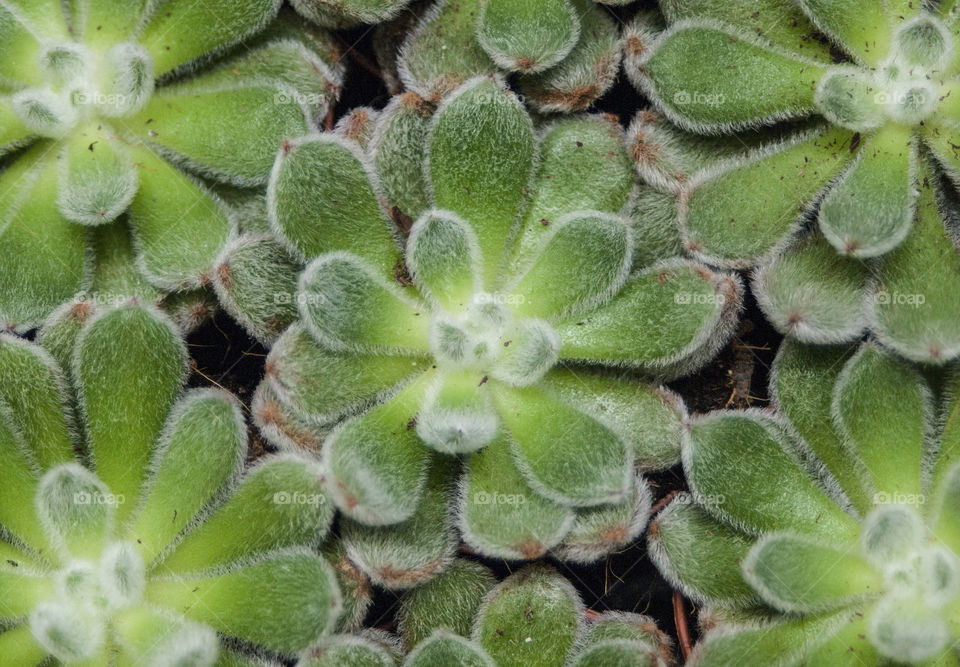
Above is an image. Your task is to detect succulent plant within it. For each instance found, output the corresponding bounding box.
[0,301,343,664]
[0,1,343,332]
[252,77,742,585]
[649,339,960,665]
[391,0,630,112]
[298,562,675,666]
[624,1,960,363]
[291,0,415,29]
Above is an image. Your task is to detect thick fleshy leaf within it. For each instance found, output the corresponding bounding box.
[66,0,146,45]
[833,344,929,498]
[159,455,332,572]
[0,97,32,156]
[94,42,155,117]
[0,5,47,86]
[139,0,282,75]
[29,598,106,663]
[407,210,481,312]
[771,340,872,515]
[935,371,960,495]
[321,540,373,633]
[126,145,232,289]
[0,335,75,471]
[813,67,886,132]
[474,564,582,667]
[555,261,741,375]
[0,145,88,332]
[127,389,246,565]
[301,634,399,666]
[681,127,854,266]
[869,595,951,663]
[871,162,960,363]
[127,88,305,188]
[341,459,456,590]
[641,21,826,132]
[685,411,860,540]
[397,559,495,650]
[514,0,621,113]
[212,235,301,346]
[551,473,651,564]
[0,400,50,553]
[252,381,329,455]
[0,553,52,619]
[370,92,434,222]
[113,606,217,667]
[322,372,433,525]
[36,463,113,559]
[648,497,758,607]
[406,632,494,667]
[476,0,577,73]
[417,370,498,454]
[542,370,685,470]
[754,233,871,343]
[398,0,494,100]
[794,0,895,66]
[37,301,98,391]
[489,318,559,387]
[570,640,660,667]
[269,134,400,273]
[744,532,882,612]
[266,323,428,424]
[57,124,137,225]
[626,188,685,271]
[511,116,633,270]
[87,222,163,304]
[428,77,534,289]
[147,549,341,653]
[492,383,630,507]
[934,464,960,553]
[459,434,575,560]
[819,125,916,257]
[76,304,186,524]
[290,0,411,27]
[298,253,429,354]
[509,212,631,320]
[0,627,48,665]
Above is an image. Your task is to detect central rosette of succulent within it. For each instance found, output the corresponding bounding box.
[815,16,954,131]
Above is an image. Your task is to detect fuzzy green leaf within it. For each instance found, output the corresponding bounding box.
[397,559,495,650]
[252,381,329,455]
[820,125,915,257]
[127,390,246,565]
[113,606,217,667]
[428,77,534,289]
[406,632,494,667]
[407,210,481,312]
[0,5,47,86]
[868,595,950,663]
[417,370,498,454]
[489,318,559,387]
[476,0,577,73]
[0,557,52,620]
[493,383,631,507]
[37,463,113,559]
[0,627,47,666]
[0,403,48,553]
[269,134,400,274]
[76,304,186,524]
[139,0,282,75]
[685,412,860,540]
[648,497,758,607]
[300,634,398,666]
[57,124,138,225]
[0,145,88,332]
[474,564,582,667]
[67,0,146,46]
[321,540,373,633]
[833,344,928,498]
[160,455,332,572]
[290,0,411,27]
[813,67,885,132]
[681,127,854,265]
[147,549,341,653]
[459,434,574,560]
[510,212,631,320]
[771,340,872,514]
[744,532,882,612]
[126,145,232,289]
[322,373,433,525]
[642,22,826,132]
[794,0,894,66]
[299,253,429,354]
[934,464,960,553]
[371,92,434,221]
[754,234,870,343]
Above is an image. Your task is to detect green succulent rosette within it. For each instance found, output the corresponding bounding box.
[391,0,630,112]
[253,77,742,587]
[626,0,960,364]
[649,339,960,665]
[0,300,343,665]
[0,1,343,332]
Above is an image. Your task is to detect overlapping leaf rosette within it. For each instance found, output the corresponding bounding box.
[649,339,960,665]
[0,0,343,332]
[297,561,675,667]
[253,76,742,588]
[383,0,630,112]
[625,0,960,364]
[0,300,347,664]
